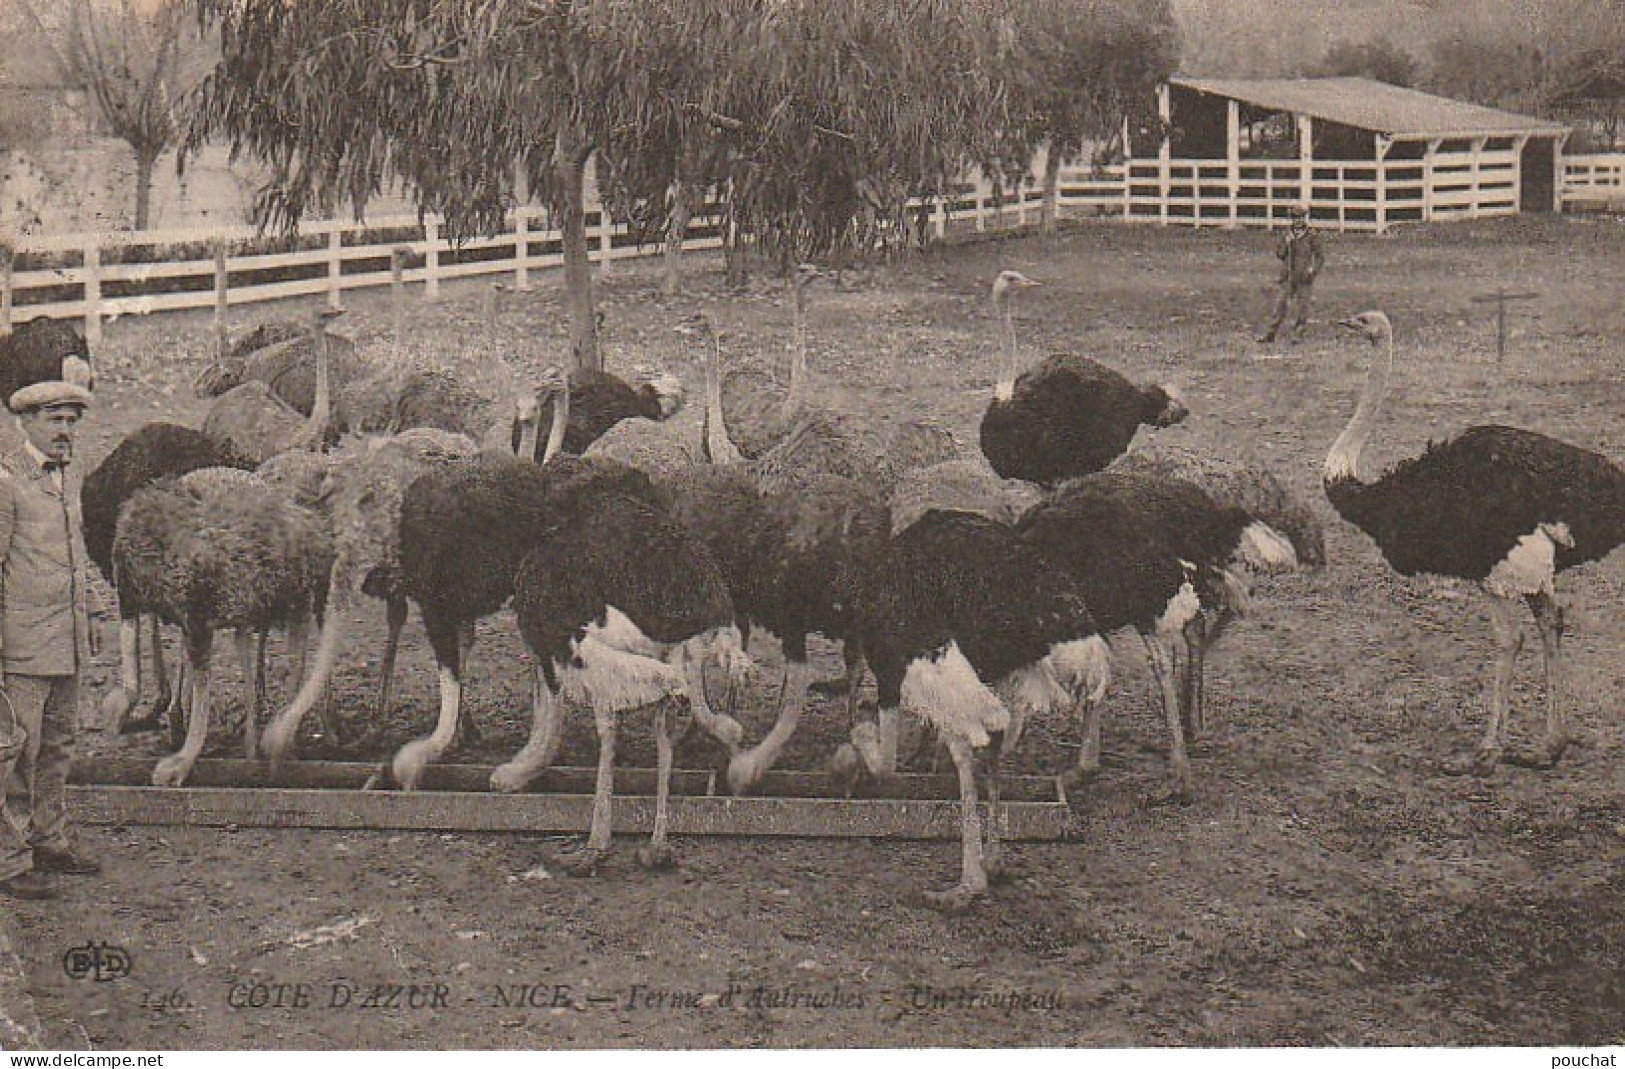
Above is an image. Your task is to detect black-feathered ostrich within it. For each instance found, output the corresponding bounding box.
[1326,311,1625,773]
[849,509,1110,911]
[517,344,686,459]
[83,423,255,736]
[978,270,1188,485]
[495,490,751,874]
[1017,471,1295,800]
[0,317,95,406]
[390,376,728,790]
[682,312,891,795]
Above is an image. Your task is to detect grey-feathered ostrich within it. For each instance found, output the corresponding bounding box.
[1111,444,1325,738]
[83,423,255,736]
[495,490,750,874]
[194,317,363,421]
[390,379,718,790]
[113,467,334,786]
[258,427,479,769]
[0,317,95,406]
[202,309,340,464]
[680,313,891,794]
[1017,471,1294,800]
[850,509,1110,911]
[978,270,1188,486]
[1326,311,1625,773]
[887,455,1046,536]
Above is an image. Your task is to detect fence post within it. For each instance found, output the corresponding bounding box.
[1226,99,1240,229]
[597,206,613,276]
[391,245,409,354]
[1469,137,1485,219]
[933,196,948,242]
[514,209,532,292]
[974,179,987,233]
[82,240,102,347]
[0,243,12,333]
[327,228,344,310]
[213,240,229,359]
[424,218,441,302]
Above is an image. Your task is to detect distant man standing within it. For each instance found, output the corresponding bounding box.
[0,380,99,901]
[1258,203,1324,344]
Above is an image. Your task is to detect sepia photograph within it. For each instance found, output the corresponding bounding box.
[0,0,1623,1054]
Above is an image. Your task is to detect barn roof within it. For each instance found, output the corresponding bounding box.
[1170,76,1567,140]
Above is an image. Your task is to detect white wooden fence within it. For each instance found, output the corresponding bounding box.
[5,151,1620,341]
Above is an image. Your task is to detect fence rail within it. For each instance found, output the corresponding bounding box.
[7,151,1623,339]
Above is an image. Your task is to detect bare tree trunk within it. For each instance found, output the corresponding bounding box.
[556,132,600,372]
[663,175,695,298]
[723,193,748,290]
[134,148,158,230]
[1040,147,1062,236]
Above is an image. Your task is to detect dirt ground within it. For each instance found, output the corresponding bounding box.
[6,213,1625,1049]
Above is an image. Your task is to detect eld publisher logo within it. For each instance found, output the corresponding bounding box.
[62,940,133,982]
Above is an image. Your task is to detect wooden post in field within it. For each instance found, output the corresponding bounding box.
[1157,82,1171,226]
[82,240,102,347]
[1470,288,1539,367]
[391,245,409,355]
[1374,135,1391,235]
[974,177,987,233]
[212,240,229,359]
[1297,114,1314,218]
[424,217,441,302]
[0,243,12,333]
[1225,99,1241,229]
[326,229,344,310]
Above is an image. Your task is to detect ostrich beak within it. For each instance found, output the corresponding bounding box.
[1335,316,1361,331]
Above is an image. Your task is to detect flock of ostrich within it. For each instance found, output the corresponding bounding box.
[5,251,1625,912]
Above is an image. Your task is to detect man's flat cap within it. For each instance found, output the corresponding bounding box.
[9,380,93,414]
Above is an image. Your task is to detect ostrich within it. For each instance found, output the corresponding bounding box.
[495,490,750,874]
[258,426,480,770]
[1017,470,1295,800]
[978,270,1188,486]
[1111,444,1325,738]
[112,467,334,786]
[83,423,255,736]
[202,309,339,464]
[717,263,822,459]
[518,363,686,460]
[391,384,684,790]
[194,316,363,422]
[887,456,1046,537]
[678,312,890,795]
[1326,311,1625,773]
[0,317,95,406]
[581,414,698,480]
[849,508,1110,911]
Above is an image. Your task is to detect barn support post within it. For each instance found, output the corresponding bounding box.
[0,243,12,333]
[82,240,102,347]
[424,217,441,302]
[212,240,229,359]
[1297,114,1314,219]
[1554,133,1570,212]
[326,229,344,311]
[1225,99,1241,229]
[1422,138,1442,221]
[1512,134,1530,215]
[1157,82,1171,226]
[1374,135,1392,234]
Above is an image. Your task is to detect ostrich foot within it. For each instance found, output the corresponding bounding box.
[726,752,768,796]
[634,843,677,870]
[360,762,392,791]
[829,743,867,797]
[490,762,538,794]
[1504,736,1570,770]
[556,845,608,878]
[391,740,440,792]
[1442,745,1502,777]
[151,755,194,788]
[920,882,985,915]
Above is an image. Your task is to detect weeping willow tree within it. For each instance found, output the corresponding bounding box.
[184,0,1083,367]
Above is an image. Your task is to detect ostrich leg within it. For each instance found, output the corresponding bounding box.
[392,616,464,790]
[100,617,142,732]
[234,630,262,761]
[726,658,812,794]
[150,615,171,719]
[1062,689,1105,792]
[375,595,409,719]
[1508,592,1568,769]
[922,734,987,914]
[453,621,481,748]
[1143,634,1194,805]
[635,699,679,870]
[491,672,564,793]
[981,729,1011,883]
[1447,594,1523,775]
[153,631,213,788]
[560,699,617,877]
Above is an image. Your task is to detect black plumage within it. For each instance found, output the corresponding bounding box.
[520,368,674,458]
[980,353,1187,485]
[0,317,93,405]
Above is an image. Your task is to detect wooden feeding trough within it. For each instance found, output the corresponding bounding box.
[69,759,1073,841]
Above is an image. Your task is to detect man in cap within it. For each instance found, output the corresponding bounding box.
[1258,203,1325,344]
[0,379,99,901]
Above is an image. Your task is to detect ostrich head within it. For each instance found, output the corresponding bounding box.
[1147,381,1189,428]
[632,363,687,419]
[1336,311,1393,346]
[991,269,1040,305]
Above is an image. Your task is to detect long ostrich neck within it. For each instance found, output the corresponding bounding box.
[541,380,570,462]
[1324,330,1395,484]
[995,288,1018,399]
[515,395,540,460]
[789,275,809,405]
[293,317,331,451]
[704,331,744,466]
